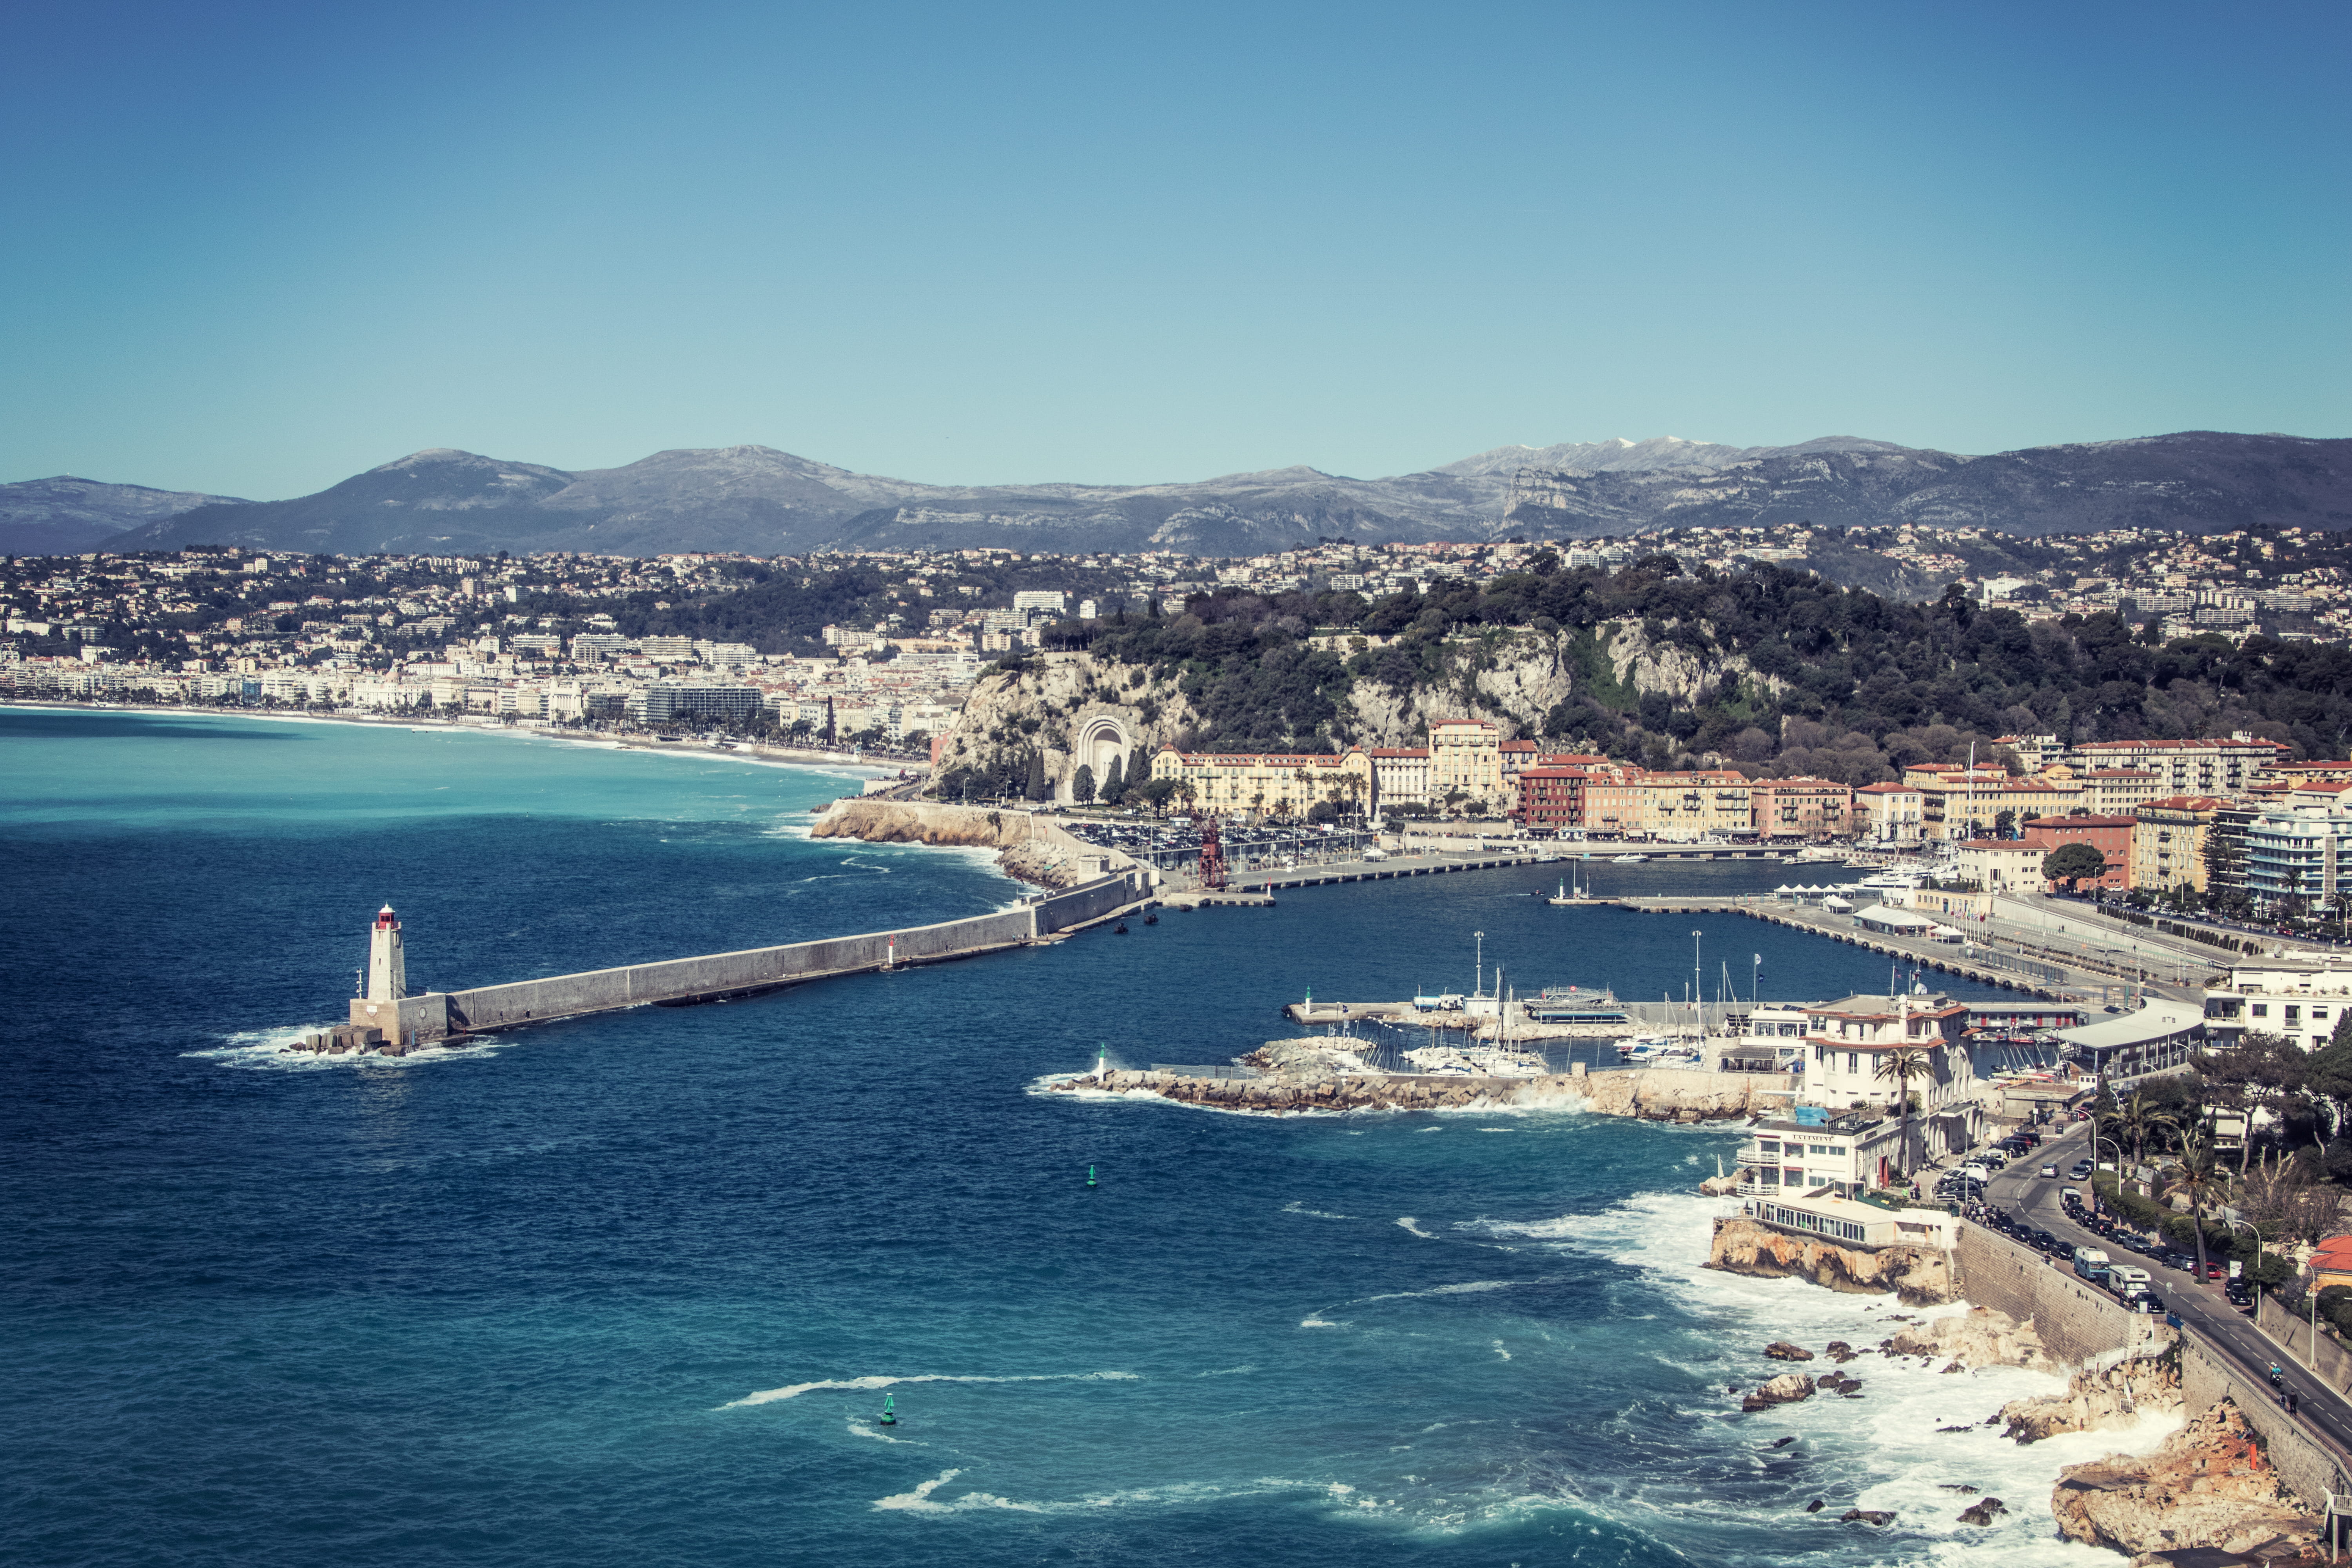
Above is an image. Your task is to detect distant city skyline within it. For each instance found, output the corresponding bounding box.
[3,0,2344,500]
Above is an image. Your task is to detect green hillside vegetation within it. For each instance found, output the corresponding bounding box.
[1042,552,2352,775]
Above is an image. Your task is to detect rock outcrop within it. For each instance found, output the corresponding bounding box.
[2051,1402,2321,1560]
[1741,1373,1815,1412]
[810,798,1126,889]
[1705,1215,1956,1305]
[1883,1306,2057,1371]
[1049,1058,1785,1119]
[2000,1348,2183,1444]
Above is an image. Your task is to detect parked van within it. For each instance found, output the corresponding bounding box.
[1960,1163,1991,1184]
[2073,1246,2111,1279]
[2107,1265,2151,1295]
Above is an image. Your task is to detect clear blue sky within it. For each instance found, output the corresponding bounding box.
[3,0,2345,499]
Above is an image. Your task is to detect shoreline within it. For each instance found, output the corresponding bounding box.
[0,695,907,781]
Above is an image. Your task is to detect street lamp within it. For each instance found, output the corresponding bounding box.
[1692,929,1704,1040]
[2091,1134,2125,1216]
[1474,931,1485,999]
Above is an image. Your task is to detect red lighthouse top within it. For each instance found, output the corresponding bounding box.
[374,906,399,930]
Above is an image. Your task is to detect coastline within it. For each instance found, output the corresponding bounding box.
[0,695,904,781]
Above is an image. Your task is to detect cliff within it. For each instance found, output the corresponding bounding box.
[1706,1215,1958,1305]
[2051,1401,2322,1561]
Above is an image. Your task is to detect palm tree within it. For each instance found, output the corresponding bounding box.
[2116,1092,2180,1168]
[2165,1136,2230,1292]
[1873,1047,1936,1187]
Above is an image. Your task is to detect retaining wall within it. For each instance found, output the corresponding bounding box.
[2258,1296,2352,1399]
[2181,1335,2349,1507]
[1955,1225,2152,1366]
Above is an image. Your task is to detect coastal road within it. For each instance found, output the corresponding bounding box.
[1977,1122,2352,1464]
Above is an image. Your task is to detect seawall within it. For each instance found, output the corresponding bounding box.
[809,798,1139,890]
[1051,1062,1794,1119]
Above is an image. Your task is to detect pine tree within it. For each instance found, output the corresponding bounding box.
[1073,764,1096,803]
[1025,751,1047,801]
[1100,755,1123,803]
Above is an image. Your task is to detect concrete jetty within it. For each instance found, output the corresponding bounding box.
[300,869,1152,1054]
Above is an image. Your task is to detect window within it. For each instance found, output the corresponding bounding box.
[1808,1174,1831,1186]
[1846,1053,1859,1075]
[1809,1144,1839,1158]
[1757,1140,1781,1155]
[2253,1004,2269,1018]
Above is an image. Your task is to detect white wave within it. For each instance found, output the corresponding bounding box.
[1416,1126,1445,1133]
[1280,1202,1352,1220]
[1359,1280,1516,1304]
[847,1419,923,1444]
[1491,1340,1512,1360]
[186,1027,509,1072]
[1298,1316,1343,1329]
[876,1469,1310,1515]
[1395,1217,1436,1239]
[722,1369,1138,1410]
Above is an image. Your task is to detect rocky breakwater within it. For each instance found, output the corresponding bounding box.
[809,798,1122,890]
[1049,1042,1789,1118]
[2051,1402,2323,1562]
[1706,1214,1961,1305]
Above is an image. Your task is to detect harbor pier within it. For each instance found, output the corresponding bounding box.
[310,870,1152,1053]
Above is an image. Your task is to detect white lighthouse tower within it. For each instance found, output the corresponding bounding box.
[367,905,407,1002]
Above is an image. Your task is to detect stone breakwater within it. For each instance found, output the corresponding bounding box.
[1049,1056,1795,1118]
[810,798,1125,890]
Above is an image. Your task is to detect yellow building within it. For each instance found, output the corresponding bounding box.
[1586,769,1753,840]
[1150,745,1374,818]
[1428,718,1504,812]
[2129,795,2227,898]
[1905,765,2083,840]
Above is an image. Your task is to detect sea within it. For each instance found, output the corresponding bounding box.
[1,706,2181,1567]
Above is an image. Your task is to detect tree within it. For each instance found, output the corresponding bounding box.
[1025,751,1048,802]
[1099,755,1124,804]
[1072,764,1095,804]
[1136,777,1178,815]
[1873,1046,1935,1184]
[2116,1091,2179,1168]
[1994,809,2017,838]
[2042,841,2107,892]
[2164,1136,2230,1295]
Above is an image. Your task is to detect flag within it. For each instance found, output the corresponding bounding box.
[1753,953,1763,966]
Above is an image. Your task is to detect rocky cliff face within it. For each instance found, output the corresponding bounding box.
[2051,1401,2320,1560]
[808,797,1124,889]
[1706,1216,1958,1305]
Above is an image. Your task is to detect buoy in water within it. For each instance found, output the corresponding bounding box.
[1143,912,1158,925]
[1114,921,1129,934]
[878,1394,896,1426]
[1086,1165,1098,1188]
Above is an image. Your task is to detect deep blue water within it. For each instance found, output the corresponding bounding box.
[2,708,2149,1567]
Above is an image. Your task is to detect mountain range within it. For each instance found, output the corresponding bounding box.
[4,431,2346,559]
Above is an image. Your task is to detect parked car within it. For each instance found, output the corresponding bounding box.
[2069,1160,2094,1179]
[2040,1163,2059,1178]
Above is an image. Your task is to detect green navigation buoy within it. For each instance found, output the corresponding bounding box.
[878,1393,896,1427]
[1086,1164,1098,1188]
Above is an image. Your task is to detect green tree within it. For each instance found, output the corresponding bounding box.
[1025,751,1048,802]
[1072,764,1096,804]
[2042,841,2108,892]
[2164,1136,2230,1296]
[1136,777,1178,815]
[1099,754,1124,804]
[2116,1091,2180,1168]
[1872,1045,1935,1183]
[1994,808,2017,838]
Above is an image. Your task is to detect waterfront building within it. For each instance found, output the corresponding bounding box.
[1795,992,1982,1160]
[1427,718,1504,813]
[2018,813,2133,892]
[2243,804,2352,909]
[1512,766,1591,832]
[1368,747,1430,810]
[1909,766,2082,840]
[2202,953,2352,1051]
[1852,781,1924,846]
[1584,769,1752,840]
[1747,777,1854,842]
[2053,1000,2205,1084]
[1149,745,1375,818]
[1737,1118,1915,1201]
[1735,1191,1960,1247]
[2128,795,2227,899]
[627,681,763,726]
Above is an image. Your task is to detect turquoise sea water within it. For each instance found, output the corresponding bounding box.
[2,708,2171,1566]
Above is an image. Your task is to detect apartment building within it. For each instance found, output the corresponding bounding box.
[2129,796,2227,898]
[2065,736,2290,796]
[2203,954,2352,1050]
[1149,746,1375,817]
[2018,814,2134,892]
[1428,718,1504,811]
[1748,777,1854,842]
[1368,747,1430,810]
[1853,781,1925,846]
[1584,769,1753,840]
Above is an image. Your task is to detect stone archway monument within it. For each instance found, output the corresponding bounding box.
[1071,711,1132,800]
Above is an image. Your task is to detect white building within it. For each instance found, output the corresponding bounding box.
[2203,954,2352,1051]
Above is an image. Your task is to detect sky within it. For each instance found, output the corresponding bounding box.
[2,0,2345,500]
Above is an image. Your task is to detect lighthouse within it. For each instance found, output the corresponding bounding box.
[367,905,407,1002]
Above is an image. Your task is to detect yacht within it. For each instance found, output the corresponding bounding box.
[1854,869,1926,891]
[1610,853,1647,864]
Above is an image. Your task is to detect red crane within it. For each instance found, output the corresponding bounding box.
[1193,811,1229,891]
